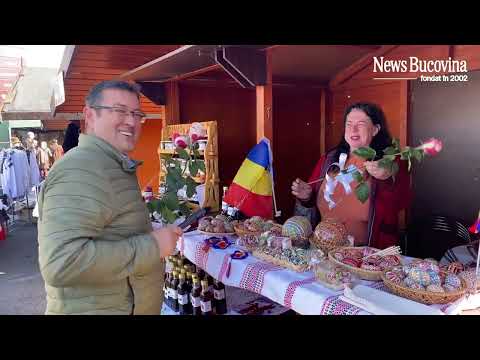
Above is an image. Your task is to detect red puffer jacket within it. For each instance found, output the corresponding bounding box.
[296,151,412,249]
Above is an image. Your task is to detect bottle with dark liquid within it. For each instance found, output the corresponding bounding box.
[221,186,229,215]
[213,279,227,315]
[169,271,179,312]
[207,274,214,293]
[191,277,202,316]
[196,267,206,282]
[164,269,171,308]
[200,279,213,316]
[177,273,192,315]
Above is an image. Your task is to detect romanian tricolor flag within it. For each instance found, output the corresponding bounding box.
[469,210,480,234]
[224,138,273,219]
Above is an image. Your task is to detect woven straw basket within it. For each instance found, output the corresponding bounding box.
[380,271,468,305]
[234,223,262,237]
[328,247,400,281]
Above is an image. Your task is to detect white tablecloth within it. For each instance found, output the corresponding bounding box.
[179,231,480,315]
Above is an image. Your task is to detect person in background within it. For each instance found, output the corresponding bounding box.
[48,139,63,166]
[62,121,80,154]
[292,102,412,249]
[38,80,181,315]
[37,141,51,179]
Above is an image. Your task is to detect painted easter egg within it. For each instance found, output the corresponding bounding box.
[446,262,464,275]
[444,274,462,289]
[282,216,313,240]
[311,219,347,252]
[408,268,431,287]
[383,255,401,266]
[426,270,441,286]
[426,284,445,293]
[458,269,479,293]
[342,257,361,268]
[385,271,403,284]
[360,263,382,272]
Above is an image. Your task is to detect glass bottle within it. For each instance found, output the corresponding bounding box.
[200,279,213,316]
[177,273,192,315]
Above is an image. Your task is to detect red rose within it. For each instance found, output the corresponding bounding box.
[419,138,443,156]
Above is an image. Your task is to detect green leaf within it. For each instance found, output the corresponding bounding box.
[197,160,206,173]
[185,177,198,198]
[355,183,370,204]
[383,154,396,161]
[353,146,377,160]
[161,154,173,161]
[378,158,393,172]
[176,147,190,160]
[178,202,192,217]
[163,191,179,211]
[193,148,201,159]
[189,161,199,177]
[413,149,424,162]
[161,206,177,224]
[383,146,397,156]
[352,170,364,183]
[193,142,200,151]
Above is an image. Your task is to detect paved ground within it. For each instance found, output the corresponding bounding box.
[0,214,46,315]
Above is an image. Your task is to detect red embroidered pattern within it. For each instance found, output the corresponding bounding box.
[239,262,283,294]
[218,253,231,282]
[283,277,317,309]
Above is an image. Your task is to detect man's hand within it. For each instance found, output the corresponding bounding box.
[151,225,183,258]
[365,161,392,180]
[291,178,313,201]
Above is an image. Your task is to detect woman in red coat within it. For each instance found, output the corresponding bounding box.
[292,102,412,249]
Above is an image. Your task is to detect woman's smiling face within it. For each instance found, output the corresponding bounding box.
[344,108,380,151]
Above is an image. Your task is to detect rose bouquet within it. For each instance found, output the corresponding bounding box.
[351,138,443,203]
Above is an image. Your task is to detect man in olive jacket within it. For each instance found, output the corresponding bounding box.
[38,81,181,315]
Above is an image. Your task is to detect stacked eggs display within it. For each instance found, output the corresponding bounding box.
[331,247,401,272]
[385,259,464,293]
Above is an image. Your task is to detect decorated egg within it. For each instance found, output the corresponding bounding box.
[424,258,439,265]
[408,282,425,291]
[458,269,479,293]
[408,268,431,287]
[362,247,377,257]
[426,284,445,293]
[342,257,361,268]
[403,277,416,288]
[444,274,462,289]
[360,263,382,272]
[383,255,401,266]
[385,271,403,284]
[391,266,404,274]
[426,270,441,286]
[311,219,347,252]
[282,216,313,240]
[443,285,458,293]
[365,255,382,265]
[402,264,413,276]
[446,262,464,275]
[333,251,344,261]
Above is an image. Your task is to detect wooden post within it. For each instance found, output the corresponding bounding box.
[165,81,180,125]
[320,88,327,155]
[256,50,273,145]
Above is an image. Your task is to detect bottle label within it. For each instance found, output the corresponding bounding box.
[200,300,212,313]
[178,293,188,305]
[170,289,178,300]
[191,295,201,307]
[214,289,225,300]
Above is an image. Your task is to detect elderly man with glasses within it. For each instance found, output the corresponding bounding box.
[37,80,182,315]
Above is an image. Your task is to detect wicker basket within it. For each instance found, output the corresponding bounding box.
[381,271,468,305]
[328,247,401,281]
[234,223,262,237]
[253,249,309,273]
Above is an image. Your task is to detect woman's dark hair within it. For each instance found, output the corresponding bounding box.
[332,102,392,161]
[62,121,80,153]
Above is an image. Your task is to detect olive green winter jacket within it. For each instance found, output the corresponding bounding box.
[38,134,164,315]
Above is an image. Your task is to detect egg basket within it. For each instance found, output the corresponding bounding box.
[311,235,350,254]
[380,270,468,305]
[234,223,263,237]
[328,247,401,281]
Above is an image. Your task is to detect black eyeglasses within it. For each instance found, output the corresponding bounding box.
[91,105,146,124]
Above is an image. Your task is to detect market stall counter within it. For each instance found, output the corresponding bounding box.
[173,230,480,315]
